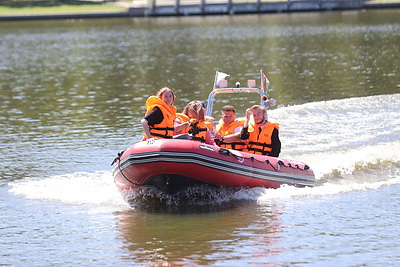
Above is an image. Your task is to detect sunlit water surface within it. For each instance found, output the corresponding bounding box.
[1,9,400,266]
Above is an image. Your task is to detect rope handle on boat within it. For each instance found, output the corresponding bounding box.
[249,157,279,171]
[218,147,309,172]
[111,150,142,186]
[111,150,125,166]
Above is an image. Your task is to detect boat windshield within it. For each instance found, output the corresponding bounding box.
[205,70,275,118]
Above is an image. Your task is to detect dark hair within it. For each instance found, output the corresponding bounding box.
[156,87,176,103]
[222,105,235,113]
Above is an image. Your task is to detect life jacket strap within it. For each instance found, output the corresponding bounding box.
[220,141,245,151]
[247,141,272,155]
[150,126,174,131]
[149,126,174,139]
[189,126,207,143]
[151,133,173,139]
[248,141,272,148]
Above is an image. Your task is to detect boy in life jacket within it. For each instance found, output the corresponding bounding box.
[239,105,281,157]
[181,100,216,145]
[214,105,246,151]
[141,87,189,140]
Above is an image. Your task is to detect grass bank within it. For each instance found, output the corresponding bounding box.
[0,0,128,15]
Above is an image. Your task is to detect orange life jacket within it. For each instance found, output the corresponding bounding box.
[204,121,214,131]
[243,122,279,155]
[144,96,176,139]
[183,120,208,143]
[216,119,246,151]
[175,113,190,124]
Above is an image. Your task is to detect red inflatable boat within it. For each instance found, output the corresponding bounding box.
[113,139,315,194]
[112,71,315,194]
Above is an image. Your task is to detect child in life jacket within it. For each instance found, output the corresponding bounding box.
[181,100,216,145]
[141,87,189,140]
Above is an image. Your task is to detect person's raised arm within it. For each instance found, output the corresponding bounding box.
[239,108,252,140]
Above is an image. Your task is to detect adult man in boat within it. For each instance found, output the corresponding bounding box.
[239,105,281,157]
[214,105,246,151]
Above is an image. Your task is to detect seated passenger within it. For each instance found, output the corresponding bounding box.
[141,87,189,140]
[182,100,216,145]
[214,105,246,151]
[239,105,281,157]
[200,101,214,128]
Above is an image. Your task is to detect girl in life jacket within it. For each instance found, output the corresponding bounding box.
[141,87,189,140]
[239,105,281,157]
[181,100,216,145]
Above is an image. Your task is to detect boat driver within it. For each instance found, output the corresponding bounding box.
[214,105,246,151]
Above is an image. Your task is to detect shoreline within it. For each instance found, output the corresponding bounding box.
[0,1,399,21]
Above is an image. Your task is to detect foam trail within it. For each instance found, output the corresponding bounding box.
[9,94,400,207]
[9,171,129,211]
[269,94,400,180]
[257,173,400,204]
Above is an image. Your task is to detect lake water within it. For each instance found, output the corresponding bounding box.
[1,9,400,266]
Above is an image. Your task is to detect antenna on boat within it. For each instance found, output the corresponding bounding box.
[260,70,277,121]
[260,69,270,93]
[260,70,276,107]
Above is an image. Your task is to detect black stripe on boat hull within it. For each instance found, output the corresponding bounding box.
[114,151,315,187]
